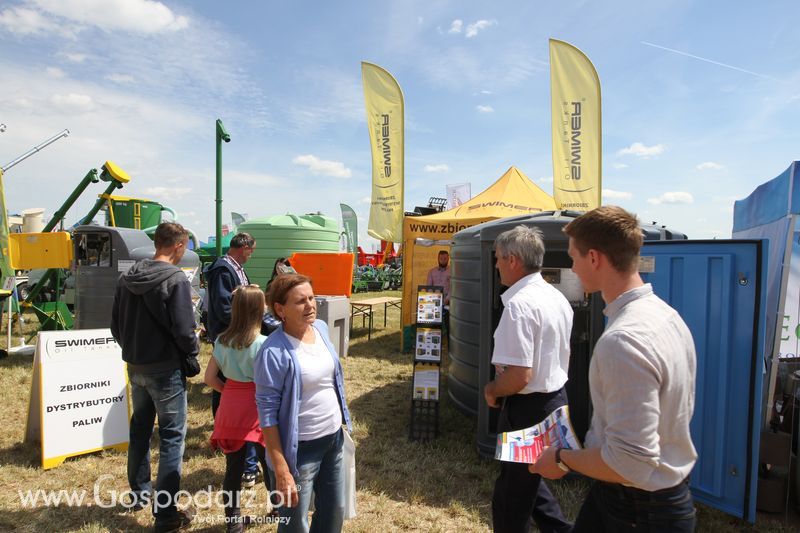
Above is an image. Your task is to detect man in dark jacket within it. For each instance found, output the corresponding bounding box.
[111,222,199,532]
[204,232,256,342]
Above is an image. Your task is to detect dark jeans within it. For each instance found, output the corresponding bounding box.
[492,388,572,533]
[573,479,696,533]
[127,368,187,520]
[223,443,272,519]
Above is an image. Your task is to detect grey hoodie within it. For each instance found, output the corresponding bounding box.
[111,258,199,373]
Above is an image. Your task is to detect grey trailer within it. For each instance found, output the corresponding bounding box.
[73,225,201,330]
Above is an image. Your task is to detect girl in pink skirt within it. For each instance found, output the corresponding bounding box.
[205,285,271,532]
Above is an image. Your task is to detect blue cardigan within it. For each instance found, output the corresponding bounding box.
[254,319,352,477]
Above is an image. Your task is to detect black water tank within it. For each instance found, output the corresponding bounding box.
[447,211,686,457]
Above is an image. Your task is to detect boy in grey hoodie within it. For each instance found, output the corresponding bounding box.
[111,222,199,532]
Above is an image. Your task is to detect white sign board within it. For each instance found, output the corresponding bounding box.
[779,224,800,360]
[25,329,129,469]
[415,327,442,362]
[413,362,440,400]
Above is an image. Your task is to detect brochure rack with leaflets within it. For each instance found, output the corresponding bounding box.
[410,286,444,441]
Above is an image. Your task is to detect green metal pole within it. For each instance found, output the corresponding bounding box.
[78,180,123,227]
[215,119,230,258]
[43,169,98,232]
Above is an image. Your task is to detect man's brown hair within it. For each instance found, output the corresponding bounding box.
[154,222,189,249]
[563,206,643,273]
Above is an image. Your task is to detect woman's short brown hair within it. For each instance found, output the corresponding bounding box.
[266,273,313,316]
[563,205,643,273]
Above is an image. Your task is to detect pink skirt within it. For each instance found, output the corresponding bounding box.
[209,379,265,454]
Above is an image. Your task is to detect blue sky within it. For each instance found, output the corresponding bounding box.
[1,0,800,249]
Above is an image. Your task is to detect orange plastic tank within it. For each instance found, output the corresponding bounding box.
[289,252,355,297]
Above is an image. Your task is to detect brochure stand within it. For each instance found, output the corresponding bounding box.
[409,286,444,441]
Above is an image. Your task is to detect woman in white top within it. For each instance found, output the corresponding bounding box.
[254,274,352,533]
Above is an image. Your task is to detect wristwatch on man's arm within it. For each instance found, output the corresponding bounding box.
[555,448,571,473]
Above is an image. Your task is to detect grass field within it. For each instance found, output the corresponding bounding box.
[0,291,795,531]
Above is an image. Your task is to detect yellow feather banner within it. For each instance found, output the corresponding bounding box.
[550,39,602,211]
[362,62,404,242]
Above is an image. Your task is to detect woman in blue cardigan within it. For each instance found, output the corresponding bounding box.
[255,273,352,533]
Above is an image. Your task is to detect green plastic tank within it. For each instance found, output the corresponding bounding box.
[238,213,341,286]
[103,195,163,230]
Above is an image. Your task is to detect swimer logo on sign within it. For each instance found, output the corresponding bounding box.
[569,101,582,180]
[381,114,392,178]
[47,335,118,356]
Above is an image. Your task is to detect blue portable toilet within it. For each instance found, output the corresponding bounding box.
[640,239,766,522]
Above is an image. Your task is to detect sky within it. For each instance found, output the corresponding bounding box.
[2,0,800,250]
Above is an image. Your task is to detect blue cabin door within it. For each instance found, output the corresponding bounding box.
[640,240,766,522]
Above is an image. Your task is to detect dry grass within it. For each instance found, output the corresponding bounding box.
[0,293,796,531]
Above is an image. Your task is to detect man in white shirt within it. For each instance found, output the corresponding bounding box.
[484,225,573,533]
[531,206,697,532]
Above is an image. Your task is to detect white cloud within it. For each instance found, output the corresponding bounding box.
[359,196,371,204]
[63,52,87,63]
[0,6,70,37]
[31,0,189,34]
[696,161,723,170]
[13,98,33,108]
[144,186,191,200]
[50,93,93,112]
[0,36,253,244]
[647,191,694,205]
[538,176,553,183]
[46,67,65,78]
[448,19,462,34]
[106,73,135,84]
[617,142,665,157]
[225,170,282,185]
[292,154,352,178]
[476,105,494,113]
[481,90,492,95]
[603,188,633,200]
[424,164,449,173]
[466,19,497,38]
[613,163,628,169]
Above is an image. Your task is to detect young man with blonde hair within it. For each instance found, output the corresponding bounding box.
[531,206,697,532]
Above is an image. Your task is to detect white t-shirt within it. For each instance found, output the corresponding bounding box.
[287,329,342,441]
[491,272,573,394]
